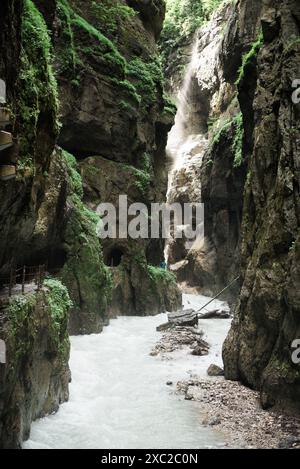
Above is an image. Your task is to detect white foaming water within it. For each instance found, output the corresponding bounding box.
[167,38,203,172]
[24,294,231,450]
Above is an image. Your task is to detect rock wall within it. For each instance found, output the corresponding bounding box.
[162,0,300,409]
[50,0,182,319]
[0,280,71,449]
[223,0,300,411]
[165,1,249,300]
[0,0,181,337]
[197,0,262,299]
[0,0,73,449]
[0,0,182,448]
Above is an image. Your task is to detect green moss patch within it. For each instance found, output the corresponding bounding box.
[17,0,59,170]
[59,150,113,321]
[43,278,72,357]
[56,0,165,113]
[126,57,163,108]
[148,266,177,285]
[56,0,127,79]
[160,0,225,74]
[236,32,263,85]
[7,280,71,367]
[90,0,136,37]
[211,113,245,168]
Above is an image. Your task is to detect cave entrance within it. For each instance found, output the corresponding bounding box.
[105,248,124,268]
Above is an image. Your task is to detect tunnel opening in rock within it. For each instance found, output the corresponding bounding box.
[105,248,124,268]
[18,247,68,276]
[47,247,68,272]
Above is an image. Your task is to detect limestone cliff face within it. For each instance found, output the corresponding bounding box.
[0,0,72,449]
[163,0,300,409]
[50,0,182,320]
[197,0,262,299]
[0,281,71,449]
[165,1,249,299]
[223,0,300,410]
[0,0,181,337]
[0,0,181,448]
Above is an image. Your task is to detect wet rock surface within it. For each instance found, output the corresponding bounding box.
[164,0,300,412]
[223,0,300,410]
[0,286,71,449]
[207,364,224,377]
[165,2,245,300]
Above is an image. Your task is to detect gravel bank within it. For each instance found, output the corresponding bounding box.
[152,319,300,449]
[177,378,300,449]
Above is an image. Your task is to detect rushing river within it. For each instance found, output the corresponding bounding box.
[24,294,231,449]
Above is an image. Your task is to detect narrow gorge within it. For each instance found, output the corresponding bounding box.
[0,0,299,451]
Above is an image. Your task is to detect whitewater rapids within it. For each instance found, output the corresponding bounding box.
[24,294,230,449]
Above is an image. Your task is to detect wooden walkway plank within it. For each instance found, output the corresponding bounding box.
[0,165,16,181]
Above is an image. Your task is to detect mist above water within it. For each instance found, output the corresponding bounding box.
[167,37,204,173]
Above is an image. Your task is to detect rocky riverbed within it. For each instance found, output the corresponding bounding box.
[152,300,300,450]
[177,379,300,449]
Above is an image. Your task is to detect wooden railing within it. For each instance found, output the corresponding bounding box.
[0,264,47,297]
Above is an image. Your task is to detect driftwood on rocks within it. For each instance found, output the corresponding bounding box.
[199,309,231,319]
[168,309,198,327]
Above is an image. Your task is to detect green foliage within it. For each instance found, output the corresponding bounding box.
[163,93,177,116]
[148,266,177,285]
[61,149,101,227]
[211,112,245,167]
[119,162,151,197]
[110,78,141,104]
[120,100,138,116]
[134,170,151,196]
[57,1,164,112]
[17,0,58,169]
[60,150,113,316]
[139,153,152,173]
[160,0,224,72]
[207,116,219,131]
[202,0,226,16]
[7,282,70,364]
[91,0,136,37]
[56,0,77,75]
[56,0,126,79]
[72,14,126,71]
[43,278,72,354]
[7,294,37,366]
[126,57,163,108]
[62,150,83,199]
[236,32,263,85]
[212,118,232,146]
[44,278,73,318]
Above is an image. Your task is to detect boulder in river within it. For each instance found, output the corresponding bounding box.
[207,364,225,377]
[191,338,210,356]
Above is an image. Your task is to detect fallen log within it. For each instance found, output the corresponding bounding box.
[199,309,231,319]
